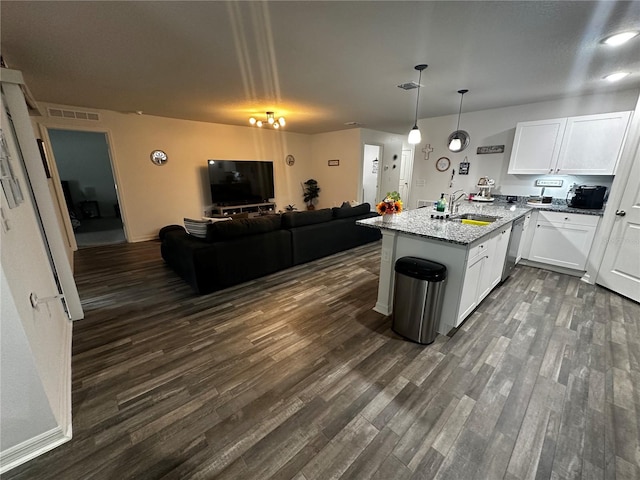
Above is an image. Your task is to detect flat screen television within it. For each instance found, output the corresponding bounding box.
[208,160,275,205]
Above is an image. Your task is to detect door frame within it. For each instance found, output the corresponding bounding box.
[361,142,383,207]
[38,124,129,250]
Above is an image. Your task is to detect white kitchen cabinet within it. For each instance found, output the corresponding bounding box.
[555,111,632,175]
[457,226,511,326]
[458,250,485,324]
[528,211,599,271]
[508,118,566,174]
[508,111,631,175]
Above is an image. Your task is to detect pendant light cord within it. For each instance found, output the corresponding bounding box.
[455,89,468,132]
[455,92,464,132]
[413,69,423,126]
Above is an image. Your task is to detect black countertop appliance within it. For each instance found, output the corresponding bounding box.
[569,185,607,209]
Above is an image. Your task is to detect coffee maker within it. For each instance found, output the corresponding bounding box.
[569,185,607,209]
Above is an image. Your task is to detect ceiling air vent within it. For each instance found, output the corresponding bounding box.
[397,82,420,90]
[47,108,100,121]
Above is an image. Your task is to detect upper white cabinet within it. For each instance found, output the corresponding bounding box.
[508,118,567,174]
[508,111,632,175]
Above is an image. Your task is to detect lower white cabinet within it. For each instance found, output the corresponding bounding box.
[457,225,511,326]
[528,211,599,271]
[490,226,512,288]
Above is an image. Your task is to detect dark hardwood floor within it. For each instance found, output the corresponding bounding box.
[5,240,640,479]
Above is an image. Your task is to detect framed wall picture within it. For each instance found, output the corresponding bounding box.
[328,159,340,166]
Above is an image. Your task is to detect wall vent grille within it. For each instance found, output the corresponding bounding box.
[47,108,100,121]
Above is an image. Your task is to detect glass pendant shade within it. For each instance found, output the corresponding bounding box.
[448,137,462,151]
[408,125,421,144]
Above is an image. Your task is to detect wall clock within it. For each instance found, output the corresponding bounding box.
[150,149,168,166]
[285,154,295,166]
[436,156,451,172]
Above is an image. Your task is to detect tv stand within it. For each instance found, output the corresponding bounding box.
[206,202,276,217]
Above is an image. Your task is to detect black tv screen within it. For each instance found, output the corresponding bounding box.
[208,160,275,205]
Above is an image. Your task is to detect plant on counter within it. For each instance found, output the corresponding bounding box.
[376,191,403,215]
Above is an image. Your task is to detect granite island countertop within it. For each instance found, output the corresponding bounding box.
[357,197,606,246]
[357,202,532,246]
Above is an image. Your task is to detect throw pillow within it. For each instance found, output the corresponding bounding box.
[340,201,351,208]
[184,217,211,238]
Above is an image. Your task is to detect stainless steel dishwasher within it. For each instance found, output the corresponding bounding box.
[502,215,525,281]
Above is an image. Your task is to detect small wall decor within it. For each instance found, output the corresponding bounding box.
[328,159,340,166]
[150,149,168,165]
[535,179,563,187]
[285,154,295,166]
[422,144,434,160]
[459,161,470,175]
[372,158,378,174]
[435,156,451,172]
[477,145,505,155]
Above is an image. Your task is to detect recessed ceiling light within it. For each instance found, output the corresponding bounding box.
[601,31,639,46]
[603,72,630,82]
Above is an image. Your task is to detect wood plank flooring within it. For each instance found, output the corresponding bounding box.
[5,240,640,479]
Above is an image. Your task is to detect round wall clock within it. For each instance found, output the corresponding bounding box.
[285,154,295,166]
[436,156,451,172]
[150,149,168,166]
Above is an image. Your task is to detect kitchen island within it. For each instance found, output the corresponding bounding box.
[357,202,531,335]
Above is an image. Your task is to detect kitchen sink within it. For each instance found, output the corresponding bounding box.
[450,213,501,223]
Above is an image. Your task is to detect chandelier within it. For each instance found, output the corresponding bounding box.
[249,112,286,129]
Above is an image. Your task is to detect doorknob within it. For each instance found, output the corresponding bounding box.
[616,210,626,217]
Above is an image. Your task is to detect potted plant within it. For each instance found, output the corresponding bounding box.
[302,179,320,210]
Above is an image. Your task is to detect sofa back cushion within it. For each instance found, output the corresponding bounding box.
[205,214,282,242]
[281,208,333,229]
[332,202,371,219]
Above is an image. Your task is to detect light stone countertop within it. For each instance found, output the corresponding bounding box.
[357,201,532,246]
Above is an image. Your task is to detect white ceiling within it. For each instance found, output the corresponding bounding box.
[2,1,639,135]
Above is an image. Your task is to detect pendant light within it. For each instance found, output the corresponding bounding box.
[408,64,428,145]
[448,89,470,152]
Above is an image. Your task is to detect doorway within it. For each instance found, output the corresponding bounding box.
[362,144,382,210]
[46,128,125,248]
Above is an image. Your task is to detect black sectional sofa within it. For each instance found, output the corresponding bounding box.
[160,203,381,294]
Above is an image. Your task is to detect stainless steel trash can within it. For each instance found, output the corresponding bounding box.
[392,257,447,345]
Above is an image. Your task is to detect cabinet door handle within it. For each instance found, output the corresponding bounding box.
[616,210,626,217]
[556,168,560,173]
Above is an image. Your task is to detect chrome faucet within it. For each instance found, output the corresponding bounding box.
[449,190,466,214]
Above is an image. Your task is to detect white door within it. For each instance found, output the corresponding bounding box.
[362,144,381,209]
[597,141,640,302]
[398,148,413,204]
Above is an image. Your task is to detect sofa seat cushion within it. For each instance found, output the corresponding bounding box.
[205,214,282,242]
[281,208,333,228]
[332,202,371,219]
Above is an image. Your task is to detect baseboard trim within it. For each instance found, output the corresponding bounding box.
[0,426,70,474]
[374,302,391,316]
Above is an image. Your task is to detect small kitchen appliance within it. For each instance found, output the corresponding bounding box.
[568,185,607,209]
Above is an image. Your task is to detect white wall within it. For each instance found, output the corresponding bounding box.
[308,129,362,208]
[35,105,314,241]
[1,84,73,470]
[0,268,58,451]
[409,88,639,209]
